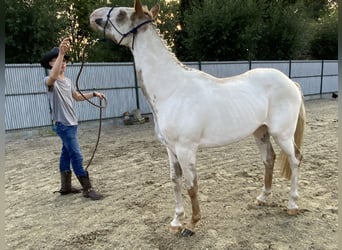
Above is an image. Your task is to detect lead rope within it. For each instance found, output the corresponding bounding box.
[75,43,107,170]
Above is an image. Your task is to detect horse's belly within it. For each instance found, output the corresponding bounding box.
[198,122,260,147]
[156,93,268,148]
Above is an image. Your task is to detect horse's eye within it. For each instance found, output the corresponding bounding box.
[117,10,127,22]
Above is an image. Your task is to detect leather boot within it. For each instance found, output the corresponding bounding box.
[76,171,103,200]
[59,171,81,195]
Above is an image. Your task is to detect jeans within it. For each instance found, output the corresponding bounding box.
[54,122,87,176]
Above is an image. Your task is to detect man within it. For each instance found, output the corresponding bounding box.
[40,37,104,200]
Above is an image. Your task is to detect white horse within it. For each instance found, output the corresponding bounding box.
[90,0,305,236]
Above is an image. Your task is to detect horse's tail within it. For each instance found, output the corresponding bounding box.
[279,95,306,180]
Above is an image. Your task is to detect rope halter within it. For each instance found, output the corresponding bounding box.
[103,7,153,49]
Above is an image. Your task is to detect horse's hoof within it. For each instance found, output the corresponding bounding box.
[180,228,195,237]
[287,208,299,215]
[255,199,266,206]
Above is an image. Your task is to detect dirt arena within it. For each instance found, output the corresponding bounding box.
[5,98,337,250]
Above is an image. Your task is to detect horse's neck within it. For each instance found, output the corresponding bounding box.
[132,27,186,98]
[133,27,181,69]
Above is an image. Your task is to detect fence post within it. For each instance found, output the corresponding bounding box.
[320,60,324,98]
[132,60,140,110]
[288,60,292,78]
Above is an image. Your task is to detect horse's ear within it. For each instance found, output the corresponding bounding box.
[150,4,160,19]
[134,0,144,17]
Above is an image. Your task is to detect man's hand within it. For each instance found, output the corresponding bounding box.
[59,37,71,55]
[93,92,106,100]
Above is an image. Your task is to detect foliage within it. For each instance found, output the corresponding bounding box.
[309,3,338,59]
[254,0,310,60]
[5,0,338,63]
[181,0,262,60]
[5,0,180,63]
[5,0,66,63]
[179,0,311,61]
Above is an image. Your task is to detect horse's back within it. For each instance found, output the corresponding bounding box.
[234,68,300,96]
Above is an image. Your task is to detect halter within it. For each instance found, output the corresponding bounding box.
[103,7,153,49]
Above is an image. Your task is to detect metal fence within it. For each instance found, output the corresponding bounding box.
[5,60,338,131]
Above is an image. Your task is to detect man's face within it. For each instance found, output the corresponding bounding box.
[49,57,68,71]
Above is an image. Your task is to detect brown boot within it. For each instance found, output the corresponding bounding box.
[59,171,81,195]
[76,171,103,200]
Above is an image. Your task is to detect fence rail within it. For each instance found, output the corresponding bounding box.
[5,60,338,131]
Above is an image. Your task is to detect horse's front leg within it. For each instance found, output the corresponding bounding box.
[166,147,184,231]
[184,175,200,236]
[175,145,201,236]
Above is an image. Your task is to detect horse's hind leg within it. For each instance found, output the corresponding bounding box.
[253,125,276,205]
[166,147,185,231]
[276,138,302,214]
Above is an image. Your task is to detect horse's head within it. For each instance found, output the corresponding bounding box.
[90,0,159,48]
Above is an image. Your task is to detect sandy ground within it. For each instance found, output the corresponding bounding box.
[5,98,337,250]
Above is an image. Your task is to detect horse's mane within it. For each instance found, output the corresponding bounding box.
[151,24,196,72]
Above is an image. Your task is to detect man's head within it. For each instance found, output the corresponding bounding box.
[40,47,70,69]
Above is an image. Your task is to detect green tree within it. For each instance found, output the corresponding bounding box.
[255,0,309,60]
[173,0,204,60]
[54,0,122,63]
[309,3,338,59]
[180,0,263,61]
[5,0,338,63]
[179,0,311,61]
[303,0,329,19]
[5,0,66,63]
